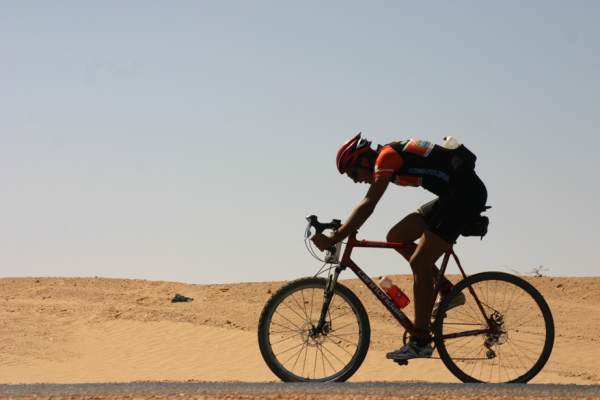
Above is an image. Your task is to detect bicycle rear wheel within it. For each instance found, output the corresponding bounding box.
[258,277,370,382]
[434,271,554,383]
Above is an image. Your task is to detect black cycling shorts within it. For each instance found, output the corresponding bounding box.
[418,172,488,244]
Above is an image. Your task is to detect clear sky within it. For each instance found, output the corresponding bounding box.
[2,1,599,284]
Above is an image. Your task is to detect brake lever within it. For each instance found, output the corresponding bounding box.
[305,215,317,239]
[304,224,313,239]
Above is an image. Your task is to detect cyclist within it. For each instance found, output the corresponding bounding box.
[311,132,488,361]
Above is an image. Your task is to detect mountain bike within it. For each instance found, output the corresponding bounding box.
[257,215,554,383]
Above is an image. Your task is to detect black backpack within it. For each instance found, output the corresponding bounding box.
[461,206,491,239]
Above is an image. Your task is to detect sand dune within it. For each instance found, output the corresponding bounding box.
[0,275,598,384]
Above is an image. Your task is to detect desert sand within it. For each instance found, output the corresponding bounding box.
[0,275,598,385]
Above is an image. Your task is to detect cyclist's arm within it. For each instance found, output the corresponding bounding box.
[331,176,390,242]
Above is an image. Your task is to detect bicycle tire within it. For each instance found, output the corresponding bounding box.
[433,271,554,383]
[258,277,370,382]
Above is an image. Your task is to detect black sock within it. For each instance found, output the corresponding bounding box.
[411,333,430,347]
[440,279,453,295]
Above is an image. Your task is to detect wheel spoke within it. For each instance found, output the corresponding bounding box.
[319,342,337,373]
[275,341,307,357]
[290,341,308,373]
[270,333,300,346]
[300,289,312,322]
[313,343,318,378]
[329,308,355,322]
[331,321,358,333]
[273,311,303,331]
[327,332,358,348]
[322,335,355,357]
[270,327,301,335]
[290,291,310,322]
[270,320,301,333]
[280,298,310,325]
[309,288,315,322]
[320,339,348,365]
[319,343,327,377]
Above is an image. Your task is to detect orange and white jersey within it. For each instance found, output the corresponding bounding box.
[374,139,455,196]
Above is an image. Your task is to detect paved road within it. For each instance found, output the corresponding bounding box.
[1,382,600,399]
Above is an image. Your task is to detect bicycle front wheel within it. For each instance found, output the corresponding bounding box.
[258,277,370,382]
[434,271,554,383]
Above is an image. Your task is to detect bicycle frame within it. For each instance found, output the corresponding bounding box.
[317,231,492,341]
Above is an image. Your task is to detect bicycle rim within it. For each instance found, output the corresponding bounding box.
[435,272,554,383]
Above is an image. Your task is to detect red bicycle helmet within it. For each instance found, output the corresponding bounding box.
[336,132,372,174]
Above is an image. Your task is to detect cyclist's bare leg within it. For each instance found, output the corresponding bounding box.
[387,213,452,289]
[386,212,423,259]
[410,229,451,339]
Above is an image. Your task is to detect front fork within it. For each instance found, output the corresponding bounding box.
[314,265,343,333]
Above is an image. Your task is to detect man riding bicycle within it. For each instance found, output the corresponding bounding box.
[311,133,488,361]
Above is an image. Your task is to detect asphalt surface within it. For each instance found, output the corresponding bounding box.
[0,382,599,398]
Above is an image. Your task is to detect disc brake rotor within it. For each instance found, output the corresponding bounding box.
[300,321,330,347]
[484,311,508,354]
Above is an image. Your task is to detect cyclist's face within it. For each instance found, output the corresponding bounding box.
[347,158,372,184]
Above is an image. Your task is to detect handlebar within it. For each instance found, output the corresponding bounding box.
[305,215,342,238]
[304,215,343,263]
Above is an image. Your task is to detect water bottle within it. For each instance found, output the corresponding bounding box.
[442,136,460,150]
[379,276,410,309]
[443,135,476,172]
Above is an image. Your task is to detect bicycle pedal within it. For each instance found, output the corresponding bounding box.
[393,359,409,366]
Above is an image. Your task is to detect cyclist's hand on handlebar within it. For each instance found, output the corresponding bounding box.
[311,233,335,252]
